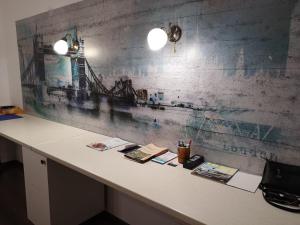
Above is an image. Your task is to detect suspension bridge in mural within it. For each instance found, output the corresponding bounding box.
[19,32,139,108]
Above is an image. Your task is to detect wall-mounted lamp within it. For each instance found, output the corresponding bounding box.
[53,33,79,55]
[147,28,168,51]
[147,23,182,51]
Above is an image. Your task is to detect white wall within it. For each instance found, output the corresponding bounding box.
[0,0,82,107]
[0,7,11,105]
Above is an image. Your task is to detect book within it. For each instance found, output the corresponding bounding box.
[125,143,168,163]
[191,162,238,183]
[151,151,177,164]
[87,138,133,151]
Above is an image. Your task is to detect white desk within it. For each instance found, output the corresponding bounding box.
[0,114,89,147]
[0,115,299,225]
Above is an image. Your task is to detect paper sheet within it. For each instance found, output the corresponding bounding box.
[226,171,262,193]
[87,138,133,151]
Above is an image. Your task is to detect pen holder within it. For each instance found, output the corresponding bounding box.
[177,146,190,164]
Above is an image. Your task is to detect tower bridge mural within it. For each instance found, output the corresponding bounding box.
[16,0,300,173]
[19,31,139,108]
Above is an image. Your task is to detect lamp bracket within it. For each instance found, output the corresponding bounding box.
[168,23,182,43]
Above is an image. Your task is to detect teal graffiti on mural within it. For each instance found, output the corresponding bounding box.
[185,111,282,144]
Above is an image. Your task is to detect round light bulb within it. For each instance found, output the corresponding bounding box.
[147,28,168,51]
[53,39,68,55]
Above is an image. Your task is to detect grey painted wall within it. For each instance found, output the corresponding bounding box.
[16,0,300,174]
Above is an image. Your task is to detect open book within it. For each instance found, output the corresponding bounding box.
[125,144,168,163]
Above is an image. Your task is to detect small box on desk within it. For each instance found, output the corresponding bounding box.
[183,154,204,170]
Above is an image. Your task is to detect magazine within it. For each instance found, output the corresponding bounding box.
[192,162,238,183]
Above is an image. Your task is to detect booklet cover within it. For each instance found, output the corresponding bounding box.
[151,151,177,164]
[192,162,238,183]
[87,138,133,151]
[125,144,168,163]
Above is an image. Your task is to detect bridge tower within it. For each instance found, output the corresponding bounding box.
[33,33,45,82]
[78,39,86,90]
[76,39,87,103]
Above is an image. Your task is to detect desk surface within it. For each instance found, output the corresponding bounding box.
[1,115,299,225]
[0,114,89,146]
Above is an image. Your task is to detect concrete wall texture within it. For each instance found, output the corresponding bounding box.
[16,0,300,174]
[0,0,82,107]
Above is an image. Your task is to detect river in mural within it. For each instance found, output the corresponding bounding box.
[16,0,300,173]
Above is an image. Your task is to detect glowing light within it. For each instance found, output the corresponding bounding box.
[53,39,68,55]
[85,48,99,58]
[147,28,168,51]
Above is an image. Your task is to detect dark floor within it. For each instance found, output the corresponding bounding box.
[0,161,128,225]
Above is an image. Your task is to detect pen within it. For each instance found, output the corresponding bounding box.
[179,141,183,147]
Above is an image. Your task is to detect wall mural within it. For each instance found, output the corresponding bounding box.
[16,0,300,173]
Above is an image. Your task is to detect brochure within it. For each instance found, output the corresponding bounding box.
[151,151,177,164]
[192,162,238,183]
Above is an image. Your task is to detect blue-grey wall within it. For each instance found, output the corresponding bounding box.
[16,0,300,174]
